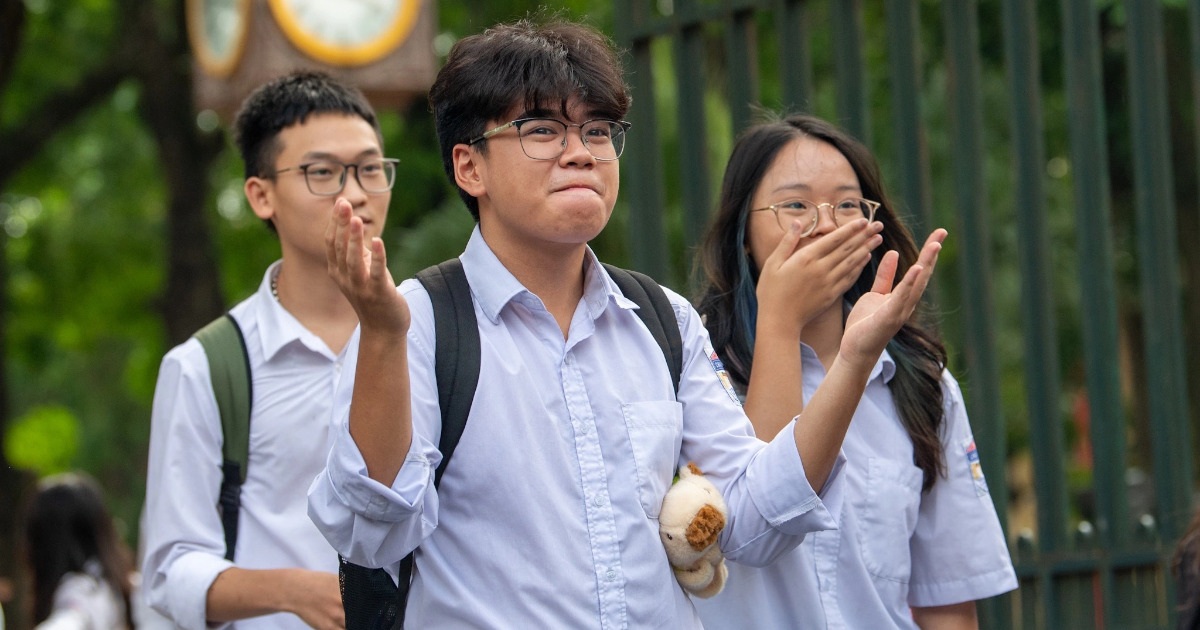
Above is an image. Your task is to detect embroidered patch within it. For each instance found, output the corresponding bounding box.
[963,436,989,497]
[706,345,741,406]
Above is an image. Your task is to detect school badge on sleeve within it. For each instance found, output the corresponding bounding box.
[963,436,990,497]
[703,341,741,406]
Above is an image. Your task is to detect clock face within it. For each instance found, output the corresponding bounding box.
[187,0,251,78]
[267,0,422,67]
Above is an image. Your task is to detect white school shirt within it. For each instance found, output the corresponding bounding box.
[694,347,1017,629]
[142,261,343,630]
[35,562,125,630]
[308,227,845,629]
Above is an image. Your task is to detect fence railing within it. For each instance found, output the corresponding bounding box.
[611,1,1198,627]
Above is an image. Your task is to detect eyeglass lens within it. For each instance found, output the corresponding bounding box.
[304,160,397,196]
[516,119,627,161]
[775,199,875,230]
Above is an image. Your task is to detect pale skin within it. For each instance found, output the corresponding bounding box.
[205,112,392,629]
[741,135,973,628]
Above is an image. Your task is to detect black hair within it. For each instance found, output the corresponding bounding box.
[23,472,133,627]
[693,113,949,492]
[428,18,631,220]
[233,70,380,181]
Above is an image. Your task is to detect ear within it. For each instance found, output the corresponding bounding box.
[244,177,275,222]
[452,143,487,199]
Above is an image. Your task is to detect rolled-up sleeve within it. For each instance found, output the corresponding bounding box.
[670,295,843,568]
[307,284,445,570]
[141,343,235,630]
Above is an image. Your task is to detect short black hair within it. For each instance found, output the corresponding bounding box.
[428,19,631,220]
[233,70,380,180]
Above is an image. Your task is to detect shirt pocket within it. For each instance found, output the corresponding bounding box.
[622,400,684,519]
[856,457,923,582]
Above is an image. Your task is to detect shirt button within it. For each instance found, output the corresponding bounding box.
[592,496,605,507]
[605,569,617,581]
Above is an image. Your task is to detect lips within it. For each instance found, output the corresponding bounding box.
[552,181,602,194]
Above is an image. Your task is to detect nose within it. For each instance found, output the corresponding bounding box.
[340,165,370,204]
[808,203,839,237]
[558,126,596,167]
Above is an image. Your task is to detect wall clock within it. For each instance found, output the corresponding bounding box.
[266,0,422,66]
[186,0,252,78]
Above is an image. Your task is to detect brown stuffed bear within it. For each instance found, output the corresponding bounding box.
[658,462,728,598]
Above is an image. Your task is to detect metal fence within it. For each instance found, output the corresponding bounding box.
[611,0,1198,627]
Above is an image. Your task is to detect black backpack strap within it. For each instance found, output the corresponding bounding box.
[340,258,480,630]
[193,313,252,562]
[416,258,481,485]
[601,263,683,395]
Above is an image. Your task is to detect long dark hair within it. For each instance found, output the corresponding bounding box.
[693,113,949,491]
[22,472,133,627]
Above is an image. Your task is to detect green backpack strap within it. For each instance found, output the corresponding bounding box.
[601,263,683,395]
[193,313,252,562]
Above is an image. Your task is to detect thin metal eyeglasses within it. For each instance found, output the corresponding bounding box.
[467,118,632,161]
[750,197,880,236]
[270,158,399,196]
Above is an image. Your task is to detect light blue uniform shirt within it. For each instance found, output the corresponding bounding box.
[694,347,1017,629]
[308,228,844,629]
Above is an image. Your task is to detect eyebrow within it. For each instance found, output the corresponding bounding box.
[300,148,382,162]
[769,182,861,197]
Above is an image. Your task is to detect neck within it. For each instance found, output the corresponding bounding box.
[273,256,360,352]
[480,227,587,337]
[800,302,845,371]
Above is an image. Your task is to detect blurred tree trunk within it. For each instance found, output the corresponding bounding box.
[0,0,224,623]
[125,0,225,345]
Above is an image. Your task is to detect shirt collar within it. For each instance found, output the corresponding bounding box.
[250,260,330,361]
[799,342,896,384]
[460,226,624,324]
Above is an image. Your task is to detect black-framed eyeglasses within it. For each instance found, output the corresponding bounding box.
[270,158,399,196]
[467,118,632,161]
[750,197,880,236]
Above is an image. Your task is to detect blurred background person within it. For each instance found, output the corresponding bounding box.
[21,471,133,629]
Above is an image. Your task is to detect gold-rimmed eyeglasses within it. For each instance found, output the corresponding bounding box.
[270,158,399,196]
[467,118,632,161]
[750,197,880,236]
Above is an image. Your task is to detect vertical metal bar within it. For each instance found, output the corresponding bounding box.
[997,3,1055,627]
[1061,0,1128,624]
[624,36,670,280]
[830,0,868,143]
[777,0,813,112]
[941,0,1005,541]
[1125,0,1194,546]
[725,8,760,134]
[675,22,713,260]
[883,0,931,237]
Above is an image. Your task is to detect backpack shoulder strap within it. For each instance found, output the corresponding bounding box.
[193,313,251,562]
[601,263,683,395]
[415,257,481,482]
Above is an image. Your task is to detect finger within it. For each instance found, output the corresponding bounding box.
[767,218,807,268]
[368,237,389,282]
[804,218,873,260]
[871,250,900,295]
[331,198,354,272]
[326,199,350,273]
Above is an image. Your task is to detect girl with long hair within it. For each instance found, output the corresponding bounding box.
[691,113,1016,628]
[23,472,133,629]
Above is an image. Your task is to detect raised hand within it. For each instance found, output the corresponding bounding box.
[755,218,884,337]
[839,229,947,367]
[325,197,409,335]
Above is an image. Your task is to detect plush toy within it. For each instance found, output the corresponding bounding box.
[659,462,728,598]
